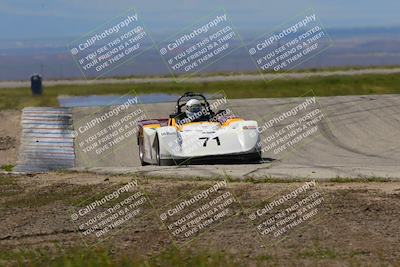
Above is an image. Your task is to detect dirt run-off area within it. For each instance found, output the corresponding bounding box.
[0,172,399,266]
[0,110,20,167]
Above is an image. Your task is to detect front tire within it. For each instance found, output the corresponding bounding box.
[154,134,173,166]
[154,134,161,166]
[138,136,149,166]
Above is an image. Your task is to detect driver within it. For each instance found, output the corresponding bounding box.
[177,98,211,124]
[186,99,202,117]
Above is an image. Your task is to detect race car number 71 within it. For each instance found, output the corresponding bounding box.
[199,136,221,147]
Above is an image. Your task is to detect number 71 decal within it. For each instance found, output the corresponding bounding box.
[199,136,221,147]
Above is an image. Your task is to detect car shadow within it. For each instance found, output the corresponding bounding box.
[176,157,276,166]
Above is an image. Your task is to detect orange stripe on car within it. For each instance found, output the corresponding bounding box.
[221,118,243,127]
[143,124,161,128]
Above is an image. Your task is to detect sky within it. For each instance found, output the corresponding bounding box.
[0,0,399,40]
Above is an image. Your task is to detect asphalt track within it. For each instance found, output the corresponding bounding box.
[72,94,400,179]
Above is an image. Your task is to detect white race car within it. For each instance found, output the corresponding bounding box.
[137,92,262,166]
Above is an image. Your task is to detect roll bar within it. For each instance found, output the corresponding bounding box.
[175,92,213,115]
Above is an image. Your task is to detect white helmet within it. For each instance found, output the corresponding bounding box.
[185,98,202,118]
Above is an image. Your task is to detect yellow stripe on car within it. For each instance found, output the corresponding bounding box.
[143,124,161,128]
